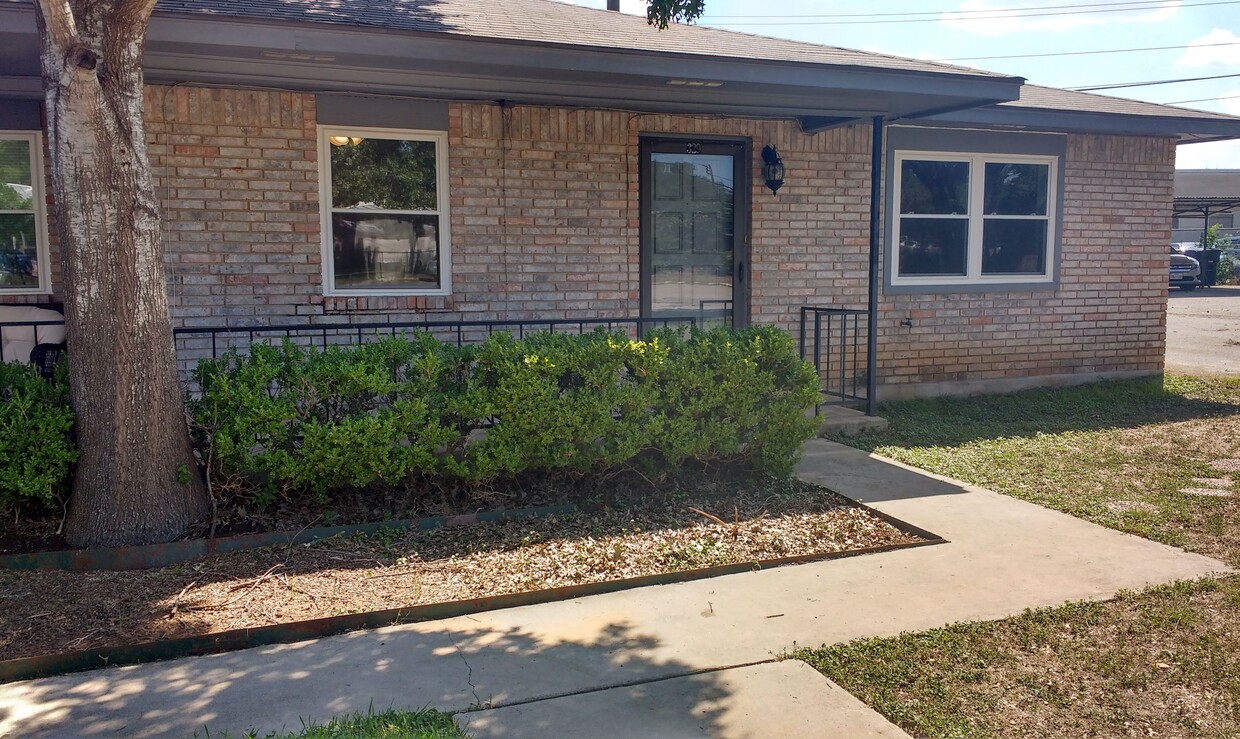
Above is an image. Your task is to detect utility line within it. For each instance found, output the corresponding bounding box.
[942,40,1240,62]
[701,0,1234,26]
[1073,72,1240,91]
[1164,93,1240,105]
[699,0,1183,19]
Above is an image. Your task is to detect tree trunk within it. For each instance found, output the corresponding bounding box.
[36,0,209,547]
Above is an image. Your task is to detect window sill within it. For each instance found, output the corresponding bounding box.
[885,280,1058,295]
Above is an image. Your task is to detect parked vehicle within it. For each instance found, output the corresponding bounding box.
[1170,246,1201,291]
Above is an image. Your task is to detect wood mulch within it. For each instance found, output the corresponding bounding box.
[0,477,923,662]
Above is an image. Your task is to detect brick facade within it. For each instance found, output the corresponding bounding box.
[12,85,1174,396]
[876,135,1174,396]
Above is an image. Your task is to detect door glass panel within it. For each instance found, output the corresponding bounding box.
[649,153,734,324]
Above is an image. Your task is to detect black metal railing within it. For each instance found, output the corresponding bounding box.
[799,306,869,410]
[171,314,719,361]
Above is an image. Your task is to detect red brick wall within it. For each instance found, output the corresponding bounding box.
[15,86,1174,395]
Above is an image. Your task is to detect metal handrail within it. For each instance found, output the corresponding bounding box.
[798,306,870,411]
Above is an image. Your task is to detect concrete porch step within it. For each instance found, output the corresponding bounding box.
[817,405,888,436]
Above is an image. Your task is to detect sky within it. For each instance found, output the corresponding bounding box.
[561,0,1240,169]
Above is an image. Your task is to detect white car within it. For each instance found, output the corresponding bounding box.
[1170,247,1201,291]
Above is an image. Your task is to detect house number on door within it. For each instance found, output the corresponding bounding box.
[685,142,702,154]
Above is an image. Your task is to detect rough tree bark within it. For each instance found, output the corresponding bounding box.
[34,0,209,547]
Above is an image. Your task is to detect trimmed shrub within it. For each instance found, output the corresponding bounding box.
[0,361,76,511]
[190,326,820,505]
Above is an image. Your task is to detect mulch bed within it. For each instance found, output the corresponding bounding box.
[0,476,922,662]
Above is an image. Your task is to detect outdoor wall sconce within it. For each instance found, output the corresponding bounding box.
[762,145,785,196]
[329,136,365,146]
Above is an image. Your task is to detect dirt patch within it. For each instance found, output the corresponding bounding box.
[1209,458,1240,473]
[0,478,922,662]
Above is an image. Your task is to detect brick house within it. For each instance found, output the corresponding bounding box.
[1,0,1239,402]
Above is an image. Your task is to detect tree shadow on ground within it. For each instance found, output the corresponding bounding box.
[0,619,735,738]
[841,376,1240,452]
[0,479,904,663]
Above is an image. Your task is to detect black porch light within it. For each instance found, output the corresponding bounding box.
[761,145,785,196]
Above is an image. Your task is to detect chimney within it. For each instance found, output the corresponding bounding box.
[607,0,619,10]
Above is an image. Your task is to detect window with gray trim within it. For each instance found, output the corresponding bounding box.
[893,151,1056,286]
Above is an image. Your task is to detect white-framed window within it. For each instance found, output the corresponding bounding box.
[0,131,50,295]
[318,126,451,296]
[891,150,1057,287]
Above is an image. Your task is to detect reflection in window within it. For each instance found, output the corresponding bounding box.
[323,131,446,293]
[0,136,44,292]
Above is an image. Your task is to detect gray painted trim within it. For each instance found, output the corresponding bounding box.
[0,100,40,130]
[0,5,1024,121]
[317,96,448,130]
[883,125,1067,296]
[929,106,1240,143]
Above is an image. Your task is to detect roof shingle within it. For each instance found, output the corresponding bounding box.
[150,0,1012,79]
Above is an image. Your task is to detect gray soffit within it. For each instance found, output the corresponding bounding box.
[0,1,1022,120]
[926,85,1240,143]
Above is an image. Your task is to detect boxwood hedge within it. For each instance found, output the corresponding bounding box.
[189,326,821,505]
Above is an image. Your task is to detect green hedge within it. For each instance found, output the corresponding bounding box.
[0,362,76,511]
[190,326,820,504]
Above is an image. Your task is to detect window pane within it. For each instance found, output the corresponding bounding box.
[330,138,436,211]
[900,160,969,215]
[332,214,440,290]
[898,218,968,276]
[0,214,40,288]
[982,219,1048,275]
[984,162,1048,216]
[0,139,33,209]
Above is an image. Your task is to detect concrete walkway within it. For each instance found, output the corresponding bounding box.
[0,441,1231,738]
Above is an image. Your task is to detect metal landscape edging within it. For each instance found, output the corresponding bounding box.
[0,534,945,685]
[0,504,577,572]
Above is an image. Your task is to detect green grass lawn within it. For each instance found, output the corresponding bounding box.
[211,708,467,738]
[796,374,1240,739]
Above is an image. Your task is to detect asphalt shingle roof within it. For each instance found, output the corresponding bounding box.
[999,84,1240,122]
[150,0,1012,79]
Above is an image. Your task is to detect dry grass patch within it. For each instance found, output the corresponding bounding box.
[800,374,1240,739]
[797,579,1240,739]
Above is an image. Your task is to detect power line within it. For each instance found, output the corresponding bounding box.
[698,0,1180,20]
[700,0,1235,27]
[1164,93,1240,105]
[942,40,1240,62]
[1073,72,1240,91]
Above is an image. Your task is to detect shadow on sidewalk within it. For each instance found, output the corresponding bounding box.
[0,620,733,738]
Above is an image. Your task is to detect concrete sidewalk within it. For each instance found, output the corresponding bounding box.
[0,440,1231,738]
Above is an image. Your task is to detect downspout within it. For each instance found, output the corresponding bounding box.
[867,116,884,417]
[1201,205,1211,247]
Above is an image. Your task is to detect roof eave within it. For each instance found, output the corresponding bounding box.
[926,105,1240,144]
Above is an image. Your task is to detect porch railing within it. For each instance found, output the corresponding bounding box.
[799,306,869,410]
[5,308,872,412]
[171,314,717,361]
